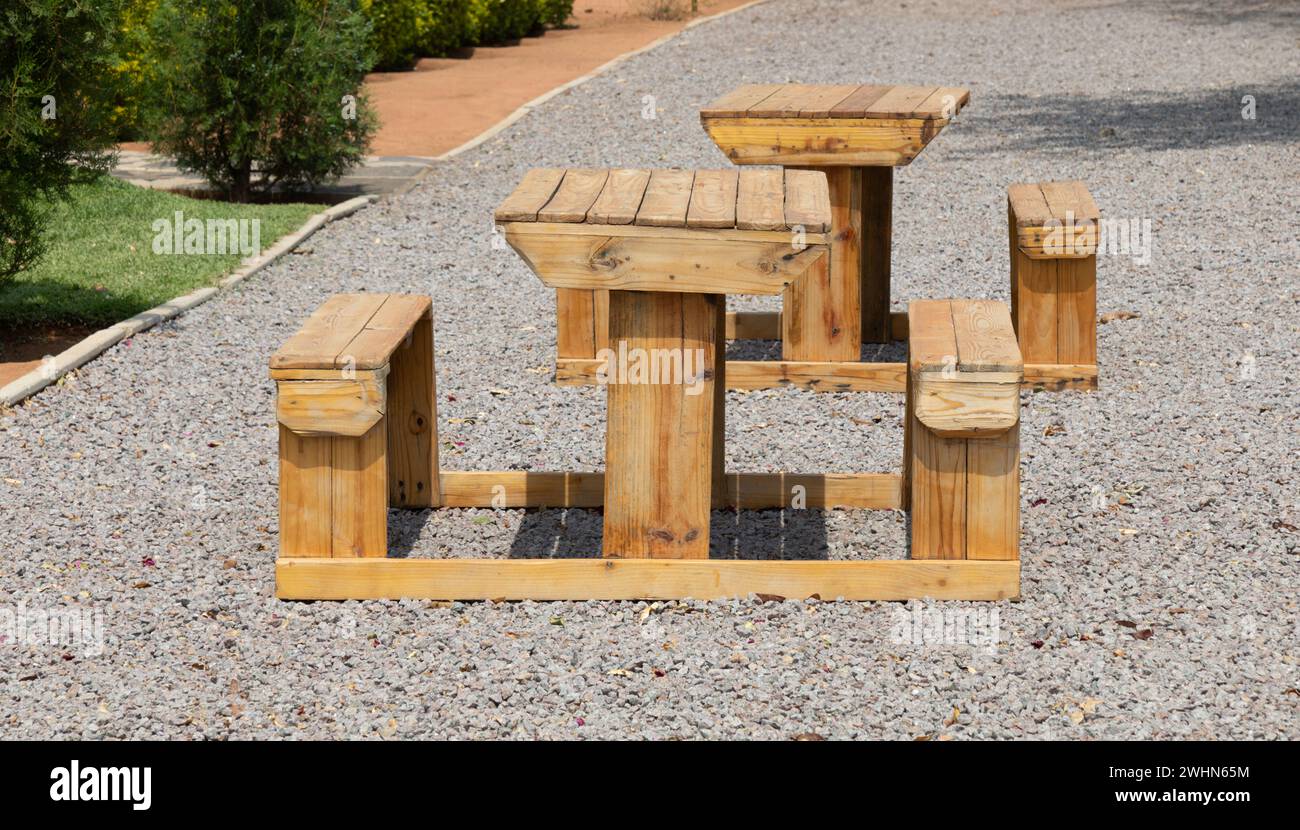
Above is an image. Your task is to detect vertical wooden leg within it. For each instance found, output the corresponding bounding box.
[861,166,893,344]
[909,411,967,560]
[1057,255,1096,366]
[966,424,1020,560]
[556,288,596,358]
[388,313,440,507]
[603,290,717,559]
[781,167,861,361]
[901,348,912,512]
[331,421,388,558]
[279,426,332,557]
[1013,251,1058,364]
[712,297,727,507]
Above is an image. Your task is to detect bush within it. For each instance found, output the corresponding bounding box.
[476,0,542,44]
[420,0,482,56]
[108,0,161,140]
[361,0,574,69]
[360,0,431,70]
[0,0,122,283]
[540,0,573,26]
[140,0,378,202]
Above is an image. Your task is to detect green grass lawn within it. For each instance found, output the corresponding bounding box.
[0,178,319,328]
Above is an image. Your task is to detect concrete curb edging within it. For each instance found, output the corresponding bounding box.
[0,194,376,407]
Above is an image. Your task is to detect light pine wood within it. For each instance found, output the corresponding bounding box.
[950,299,1022,373]
[1024,363,1097,391]
[703,117,935,167]
[433,470,902,510]
[555,288,597,358]
[685,169,739,229]
[712,299,727,507]
[910,407,967,560]
[494,168,565,222]
[746,84,859,118]
[783,169,832,232]
[735,168,786,231]
[603,291,718,559]
[330,420,388,558]
[341,295,432,370]
[1056,254,1097,365]
[827,84,893,117]
[1013,255,1059,364]
[913,376,1021,437]
[635,169,695,227]
[966,424,1020,560]
[593,288,611,352]
[537,168,607,222]
[505,222,830,295]
[277,558,1020,602]
[386,312,439,508]
[555,357,908,392]
[861,167,893,343]
[781,239,857,360]
[276,378,385,437]
[278,427,332,557]
[866,85,940,118]
[1011,181,1099,258]
[587,168,651,225]
[702,83,970,123]
[723,309,908,341]
[699,83,782,117]
[269,294,387,370]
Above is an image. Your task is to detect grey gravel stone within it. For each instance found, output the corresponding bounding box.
[1,0,1298,740]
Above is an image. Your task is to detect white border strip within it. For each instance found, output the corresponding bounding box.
[0,195,376,406]
[1,0,771,408]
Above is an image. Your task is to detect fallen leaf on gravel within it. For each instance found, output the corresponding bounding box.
[488,388,510,396]
[755,593,786,603]
[1116,620,1137,628]
[1272,519,1298,532]
[1069,709,1085,724]
[3,478,20,486]
[792,732,826,741]
[1030,498,1048,507]
[607,668,630,677]
[1042,423,1066,436]
[1284,688,1299,697]
[1031,640,1045,649]
[1132,628,1154,640]
[944,706,960,726]
[471,516,493,525]
[1119,528,1138,535]
[1113,649,1126,657]
[1099,310,1140,324]
[1081,697,1102,715]
[447,417,477,425]
[133,581,150,589]
[223,559,237,569]
[549,616,563,626]
[913,734,931,741]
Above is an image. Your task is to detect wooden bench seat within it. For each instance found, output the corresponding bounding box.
[1008,181,1100,388]
[270,294,438,558]
[905,299,1023,561]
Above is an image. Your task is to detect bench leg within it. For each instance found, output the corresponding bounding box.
[279,422,387,558]
[387,312,440,507]
[603,290,718,559]
[555,288,611,359]
[1010,229,1098,366]
[782,167,862,361]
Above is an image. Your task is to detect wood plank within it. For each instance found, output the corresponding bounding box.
[537,168,608,222]
[909,410,966,560]
[914,86,971,119]
[912,375,1020,437]
[433,470,902,510]
[1007,183,1053,227]
[493,168,565,222]
[603,291,717,559]
[386,312,439,508]
[1014,256,1058,363]
[865,85,940,119]
[555,288,596,358]
[827,84,893,117]
[593,289,611,351]
[506,223,829,295]
[276,378,385,437]
[634,169,694,227]
[726,309,781,339]
[1057,257,1097,365]
[277,558,1021,602]
[556,357,908,392]
[704,117,932,167]
[966,424,1020,560]
[698,83,783,118]
[735,168,785,231]
[278,426,332,557]
[907,299,957,373]
[950,299,1022,374]
[269,294,387,370]
[1023,363,1098,391]
[338,294,431,369]
[746,84,859,118]
[330,420,387,558]
[783,169,831,232]
[782,234,857,360]
[861,166,893,343]
[587,168,651,225]
[685,169,740,229]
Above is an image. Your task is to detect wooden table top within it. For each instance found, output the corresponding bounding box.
[495,167,830,232]
[701,83,970,121]
[270,294,430,371]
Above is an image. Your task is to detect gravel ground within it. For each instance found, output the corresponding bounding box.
[2,0,1298,740]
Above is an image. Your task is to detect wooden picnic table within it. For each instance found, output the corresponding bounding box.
[701,83,970,350]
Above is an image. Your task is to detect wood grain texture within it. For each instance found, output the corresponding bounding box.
[966,424,1020,560]
[827,84,893,117]
[269,294,387,370]
[587,168,651,225]
[1056,255,1097,365]
[329,420,388,558]
[276,378,385,437]
[783,169,832,232]
[556,357,907,392]
[1013,255,1059,364]
[909,407,967,560]
[703,117,933,167]
[555,288,597,358]
[603,291,718,559]
[950,299,1022,373]
[339,295,431,370]
[698,83,782,118]
[278,426,332,557]
[735,168,786,231]
[493,168,565,222]
[686,169,739,229]
[537,169,608,223]
[746,84,859,118]
[781,235,857,360]
[860,166,893,343]
[635,169,695,227]
[386,312,439,508]
[277,558,1020,602]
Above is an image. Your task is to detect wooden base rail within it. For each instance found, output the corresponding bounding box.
[726,310,909,341]
[438,470,902,510]
[277,558,1019,601]
[556,357,1097,392]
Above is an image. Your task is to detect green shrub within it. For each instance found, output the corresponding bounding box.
[0,0,123,283]
[539,0,573,26]
[476,0,542,44]
[419,0,481,56]
[360,0,430,70]
[140,0,377,202]
[108,0,161,140]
